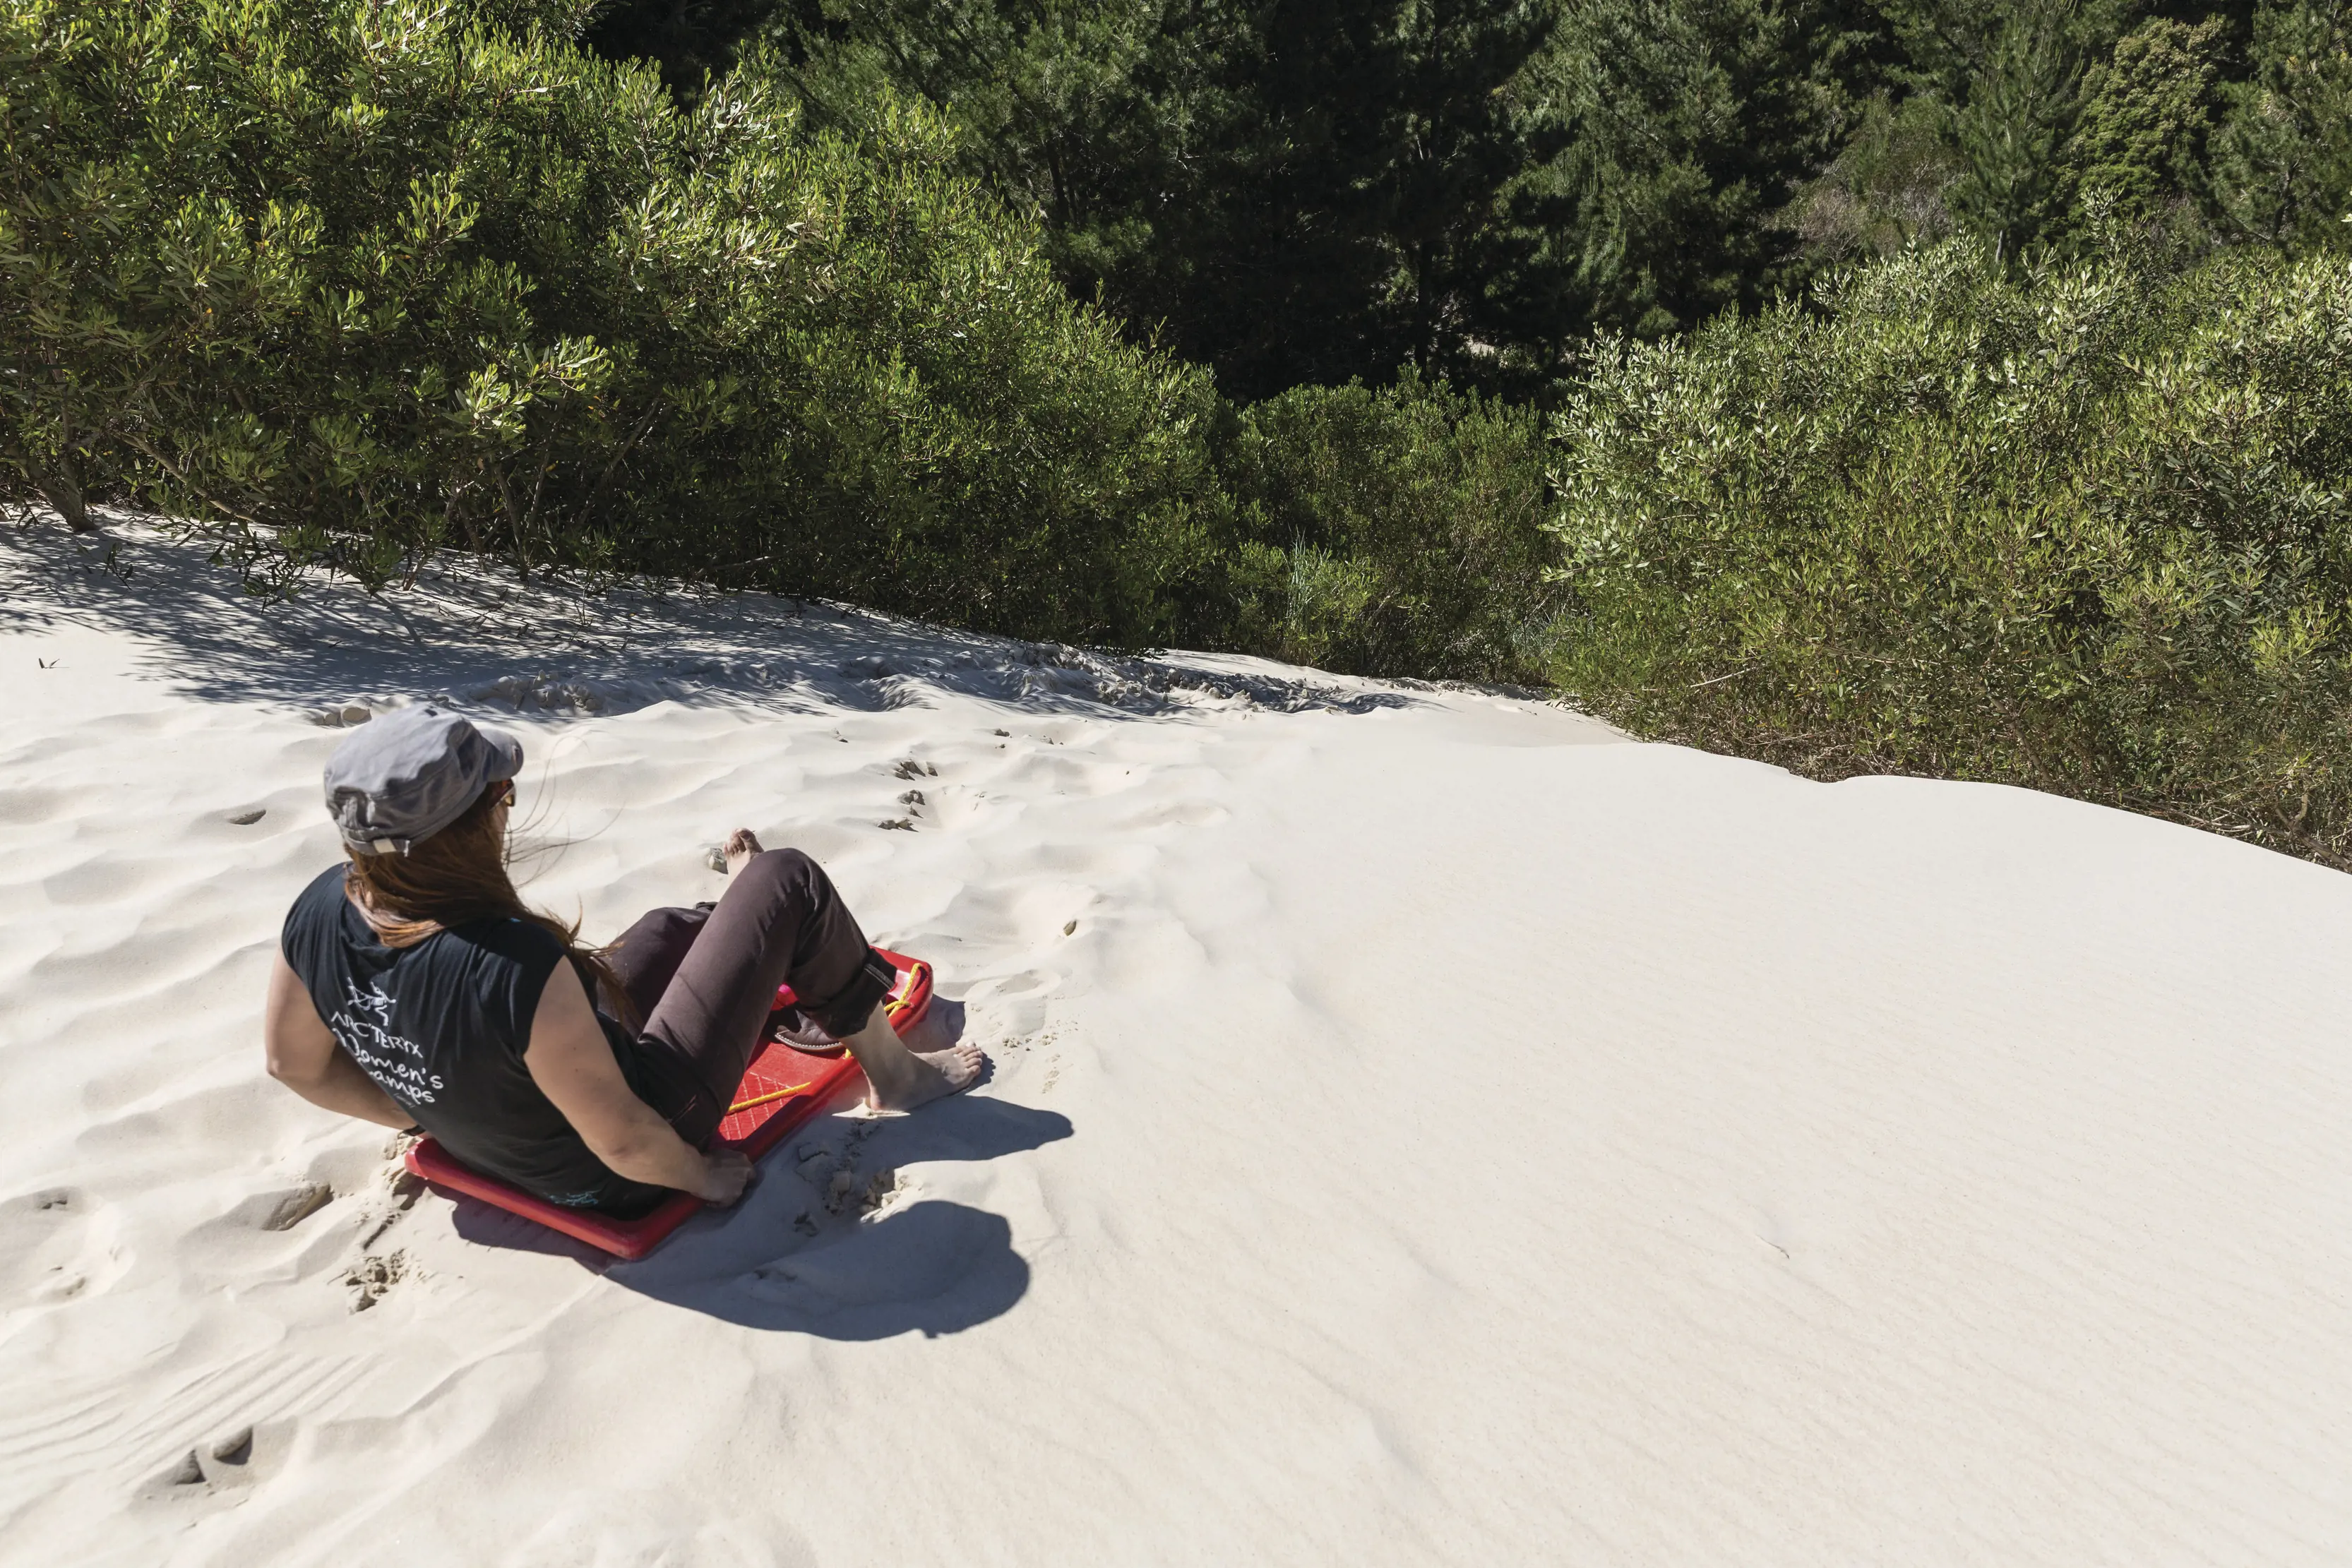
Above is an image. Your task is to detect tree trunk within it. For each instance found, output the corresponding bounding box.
[34,465,92,532]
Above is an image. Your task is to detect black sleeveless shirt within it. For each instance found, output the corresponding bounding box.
[280,866,664,1212]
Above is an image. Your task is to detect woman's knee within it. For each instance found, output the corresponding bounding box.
[739,846,818,894]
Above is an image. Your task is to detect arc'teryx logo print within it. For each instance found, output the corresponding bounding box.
[328,977,442,1104]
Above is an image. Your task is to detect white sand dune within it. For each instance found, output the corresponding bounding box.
[4,520,2351,1565]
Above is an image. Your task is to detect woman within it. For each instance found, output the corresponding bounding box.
[263,705,981,1216]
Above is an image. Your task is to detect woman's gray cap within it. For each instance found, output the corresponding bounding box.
[322,705,523,855]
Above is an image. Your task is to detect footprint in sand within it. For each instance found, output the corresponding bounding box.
[143,1421,287,1504]
[256,1184,335,1232]
[954,975,1050,1044]
[305,702,378,727]
[177,1180,348,1285]
[342,1250,409,1312]
[859,1168,911,1218]
[0,1186,124,1305]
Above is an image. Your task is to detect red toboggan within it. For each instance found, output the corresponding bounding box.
[403,949,933,1259]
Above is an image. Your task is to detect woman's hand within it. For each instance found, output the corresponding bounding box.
[695,1149,755,1208]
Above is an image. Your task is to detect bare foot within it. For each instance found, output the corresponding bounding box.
[723,828,763,877]
[837,1005,985,1111]
[867,1041,986,1112]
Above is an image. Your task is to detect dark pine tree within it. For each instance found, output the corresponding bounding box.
[585,0,783,97]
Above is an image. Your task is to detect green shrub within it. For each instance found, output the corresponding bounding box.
[1549,239,2352,863]
[0,0,1231,645]
[1214,371,1564,682]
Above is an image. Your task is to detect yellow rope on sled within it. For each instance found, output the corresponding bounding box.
[883,959,931,1022]
[727,1082,814,1114]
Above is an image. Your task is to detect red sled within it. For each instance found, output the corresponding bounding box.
[404,950,935,1260]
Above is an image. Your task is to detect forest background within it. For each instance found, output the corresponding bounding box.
[4,0,2351,861]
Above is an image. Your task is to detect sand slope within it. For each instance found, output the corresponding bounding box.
[2,522,2349,1566]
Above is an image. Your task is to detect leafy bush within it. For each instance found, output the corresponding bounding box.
[1549,239,2352,863]
[1216,371,1563,681]
[0,0,1231,645]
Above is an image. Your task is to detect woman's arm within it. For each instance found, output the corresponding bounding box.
[523,961,752,1207]
[263,952,416,1130]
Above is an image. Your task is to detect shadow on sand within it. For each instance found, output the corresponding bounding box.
[2,516,1419,719]
[441,1094,1073,1339]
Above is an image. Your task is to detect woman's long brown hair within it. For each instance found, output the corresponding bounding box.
[342,784,635,1025]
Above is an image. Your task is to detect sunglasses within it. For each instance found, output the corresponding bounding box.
[491,779,517,808]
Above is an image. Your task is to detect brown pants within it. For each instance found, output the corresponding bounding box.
[605,849,894,1150]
